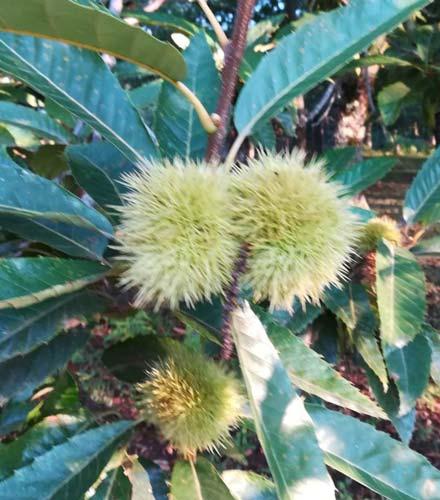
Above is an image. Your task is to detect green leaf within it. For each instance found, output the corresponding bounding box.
[0,391,37,436]
[27,144,70,179]
[412,235,440,256]
[378,82,411,126]
[129,81,162,111]
[270,299,322,334]
[0,0,185,81]
[385,333,431,415]
[0,414,86,480]
[0,420,133,499]
[404,146,440,224]
[171,458,234,500]
[331,157,396,196]
[307,404,440,500]
[0,102,71,143]
[0,35,157,165]
[321,147,357,175]
[255,306,385,418]
[0,153,113,259]
[155,32,220,160]
[376,240,426,349]
[92,467,132,500]
[423,324,440,385]
[233,0,429,139]
[0,258,108,310]
[231,302,335,499]
[66,142,136,209]
[0,327,88,399]
[133,458,168,500]
[126,11,199,37]
[341,54,414,73]
[222,470,277,500]
[323,284,388,389]
[0,290,105,361]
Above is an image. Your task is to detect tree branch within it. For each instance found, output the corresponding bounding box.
[205,0,257,163]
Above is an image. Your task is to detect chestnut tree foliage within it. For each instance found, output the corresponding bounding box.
[0,0,439,499]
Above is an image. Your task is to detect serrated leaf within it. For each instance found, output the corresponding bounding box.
[386,333,431,415]
[155,32,220,160]
[0,258,108,310]
[0,290,106,362]
[222,470,277,500]
[376,240,426,349]
[0,414,86,480]
[233,0,429,139]
[171,458,234,500]
[404,146,440,224]
[66,142,136,210]
[307,403,440,499]
[255,306,385,418]
[0,102,71,143]
[0,0,185,81]
[231,302,335,499]
[0,420,133,499]
[423,324,440,385]
[331,157,396,196]
[324,284,388,389]
[0,153,113,259]
[92,467,131,500]
[0,35,157,165]
[378,82,411,126]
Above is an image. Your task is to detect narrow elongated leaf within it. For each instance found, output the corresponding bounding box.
[324,284,388,389]
[385,334,431,415]
[0,327,88,399]
[412,235,440,256]
[126,12,199,37]
[424,324,440,385]
[0,258,108,310]
[0,35,157,165]
[231,302,335,499]
[322,147,357,175]
[0,153,113,259]
[66,142,136,209]
[378,82,411,126]
[234,0,429,139]
[155,32,220,160]
[270,300,322,334]
[255,306,385,418]
[0,414,86,480]
[92,467,131,500]
[0,420,133,499]
[130,458,168,500]
[0,0,185,81]
[0,393,36,436]
[332,157,396,196]
[129,81,162,111]
[222,470,277,500]
[404,146,440,224]
[376,240,426,349]
[171,458,234,500]
[0,291,105,361]
[0,102,71,143]
[307,404,440,500]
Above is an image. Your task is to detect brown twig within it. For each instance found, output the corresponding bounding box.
[206,0,257,162]
[220,243,250,360]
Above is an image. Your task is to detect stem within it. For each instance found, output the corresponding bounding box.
[206,0,257,162]
[196,0,229,48]
[189,457,203,500]
[175,81,218,134]
[224,133,245,168]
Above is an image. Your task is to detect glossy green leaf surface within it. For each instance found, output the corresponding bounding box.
[0,102,71,143]
[0,327,88,399]
[404,146,440,224]
[231,302,335,499]
[0,291,105,362]
[424,324,440,385]
[66,142,136,209]
[126,11,199,37]
[412,235,440,256]
[155,32,220,160]
[0,258,108,310]
[92,467,132,500]
[171,458,234,500]
[0,153,113,259]
[0,420,133,499]
[376,240,426,349]
[0,0,186,81]
[0,35,157,165]
[234,0,429,139]
[378,82,411,126]
[307,404,440,499]
[222,470,277,500]
[255,306,385,418]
